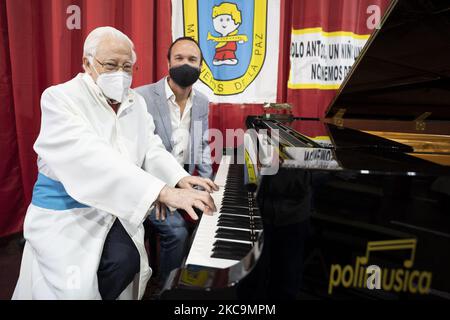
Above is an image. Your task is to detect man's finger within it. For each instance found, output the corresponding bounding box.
[205,206,214,215]
[184,206,199,221]
[184,182,195,190]
[193,200,212,216]
[201,204,213,215]
[161,204,166,221]
[199,191,216,212]
[193,179,212,192]
[192,200,205,212]
[155,202,161,221]
[166,205,174,216]
[204,178,219,191]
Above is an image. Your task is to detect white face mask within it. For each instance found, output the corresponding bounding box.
[91,63,132,103]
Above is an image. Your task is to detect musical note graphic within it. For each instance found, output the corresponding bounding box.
[360,239,417,268]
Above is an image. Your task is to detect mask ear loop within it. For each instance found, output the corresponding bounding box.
[88,56,101,78]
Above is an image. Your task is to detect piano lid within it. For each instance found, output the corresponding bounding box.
[256,118,450,175]
[326,0,450,122]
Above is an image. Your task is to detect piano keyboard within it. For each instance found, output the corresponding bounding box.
[184,155,262,269]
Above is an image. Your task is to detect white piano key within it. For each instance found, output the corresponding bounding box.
[214,155,231,187]
[185,156,257,269]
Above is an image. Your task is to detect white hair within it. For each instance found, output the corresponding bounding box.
[83,26,137,65]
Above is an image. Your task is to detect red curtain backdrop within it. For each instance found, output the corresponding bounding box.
[0,0,390,237]
[285,0,391,117]
[0,0,172,237]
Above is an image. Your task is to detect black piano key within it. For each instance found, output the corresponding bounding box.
[222,201,250,207]
[221,206,251,212]
[217,220,252,229]
[224,181,242,184]
[213,240,252,252]
[222,199,250,204]
[222,199,249,204]
[220,207,245,213]
[212,249,249,260]
[212,244,251,255]
[219,215,250,222]
[223,191,247,195]
[224,185,246,189]
[220,208,250,216]
[217,220,262,229]
[253,222,263,229]
[223,192,248,198]
[221,203,252,208]
[215,228,253,241]
[211,250,247,261]
[219,214,262,222]
[222,196,247,201]
[220,211,253,216]
[218,218,263,230]
[218,214,248,220]
[218,220,263,230]
[219,214,261,222]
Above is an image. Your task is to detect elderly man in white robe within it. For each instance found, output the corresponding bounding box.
[12,26,218,300]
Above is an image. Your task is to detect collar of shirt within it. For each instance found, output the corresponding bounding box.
[164,77,194,119]
[164,77,193,165]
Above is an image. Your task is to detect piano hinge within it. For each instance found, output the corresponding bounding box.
[333,108,346,128]
[415,112,432,131]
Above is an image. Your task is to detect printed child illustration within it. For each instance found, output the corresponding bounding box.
[208,2,247,66]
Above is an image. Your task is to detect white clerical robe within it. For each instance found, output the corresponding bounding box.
[12,73,189,300]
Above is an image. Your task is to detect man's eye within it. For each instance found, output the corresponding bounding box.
[105,63,117,69]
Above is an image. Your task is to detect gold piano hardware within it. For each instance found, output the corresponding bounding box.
[415,112,432,131]
[333,108,346,128]
[362,131,450,154]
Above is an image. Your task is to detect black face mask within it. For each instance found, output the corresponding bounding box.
[169,64,201,88]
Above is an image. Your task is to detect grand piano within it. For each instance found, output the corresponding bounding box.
[160,0,450,300]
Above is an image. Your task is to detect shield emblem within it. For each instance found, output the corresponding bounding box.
[183,0,268,95]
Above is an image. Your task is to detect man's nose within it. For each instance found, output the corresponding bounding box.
[183,60,194,66]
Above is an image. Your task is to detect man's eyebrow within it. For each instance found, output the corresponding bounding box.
[102,58,122,63]
[173,53,199,60]
[103,57,133,63]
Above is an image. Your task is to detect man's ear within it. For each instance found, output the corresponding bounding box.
[82,57,91,73]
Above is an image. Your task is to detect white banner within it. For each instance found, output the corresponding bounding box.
[172,0,280,103]
[288,28,369,90]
